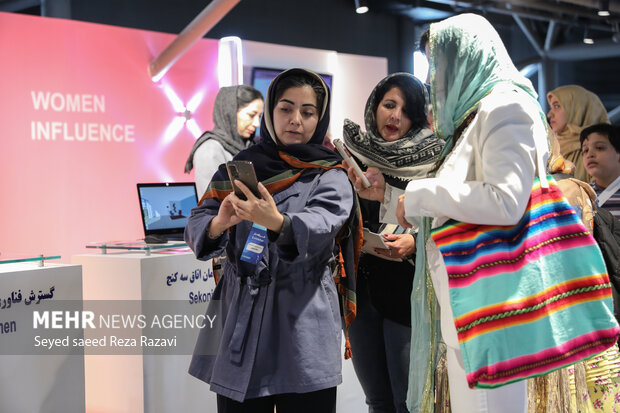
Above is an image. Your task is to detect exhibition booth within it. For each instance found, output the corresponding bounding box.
[0,9,387,413]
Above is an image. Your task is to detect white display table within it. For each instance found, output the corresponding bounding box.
[0,259,84,413]
[73,247,365,413]
[72,249,216,413]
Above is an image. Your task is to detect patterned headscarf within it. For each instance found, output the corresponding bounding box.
[428,14,538,143]
[343,73,443,182]
[408,13,548,413]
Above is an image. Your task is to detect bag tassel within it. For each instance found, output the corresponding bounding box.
[344,331,353,360]
[337,249,346,279]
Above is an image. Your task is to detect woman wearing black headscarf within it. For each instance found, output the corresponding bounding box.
[185,68,360,413]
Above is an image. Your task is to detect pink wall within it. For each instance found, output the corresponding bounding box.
[0,12,219,262]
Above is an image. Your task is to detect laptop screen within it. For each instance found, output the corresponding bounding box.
[136,182,198,238]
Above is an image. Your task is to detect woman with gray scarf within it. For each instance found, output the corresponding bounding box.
[184,85,263,197]
[343,73,443,413]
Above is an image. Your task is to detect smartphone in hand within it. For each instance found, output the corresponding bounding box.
[226,161,261,200]
[333,139,372,189]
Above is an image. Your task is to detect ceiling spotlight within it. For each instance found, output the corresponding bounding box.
[355,0,368,14]
[598,0,610,17]
[583,28,594,44]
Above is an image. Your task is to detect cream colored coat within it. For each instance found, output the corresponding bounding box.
[382,84,550,348]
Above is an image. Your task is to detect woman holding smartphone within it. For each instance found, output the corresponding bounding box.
[342,73,443,413]
[185,68,358,413]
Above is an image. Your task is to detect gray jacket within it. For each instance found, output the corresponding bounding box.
[185,168,354,401]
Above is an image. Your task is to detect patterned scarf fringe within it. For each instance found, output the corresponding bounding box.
[434,343,452,413]
[527,368,572,413]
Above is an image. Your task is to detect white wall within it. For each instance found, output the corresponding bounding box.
[241,39,388,139]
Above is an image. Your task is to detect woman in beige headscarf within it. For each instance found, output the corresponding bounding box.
[547,84,609,182]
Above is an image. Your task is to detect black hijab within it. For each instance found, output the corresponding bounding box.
[229,68,341,182]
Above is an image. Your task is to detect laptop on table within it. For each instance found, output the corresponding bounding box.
[136,182,198,243]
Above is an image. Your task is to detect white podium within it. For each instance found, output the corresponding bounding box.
[0,260,84,413]
[73,247,366,413]
[72,249,217,413]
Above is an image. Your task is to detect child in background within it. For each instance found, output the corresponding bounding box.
[581,123,620,218]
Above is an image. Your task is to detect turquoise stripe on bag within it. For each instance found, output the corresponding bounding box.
[432,175,619,388]
[451,244,609,314]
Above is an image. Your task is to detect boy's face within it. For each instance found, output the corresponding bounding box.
[582,132,620,183]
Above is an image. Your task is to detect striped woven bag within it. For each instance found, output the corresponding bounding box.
[430,175,619,389]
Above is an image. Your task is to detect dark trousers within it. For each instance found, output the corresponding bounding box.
[216,387,337,413]
[348,276,411,413]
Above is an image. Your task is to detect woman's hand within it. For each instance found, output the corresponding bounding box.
[209,194,242,237]
[374,233,416,259]
[343,161,386,202]
[396,194,414,229]
[230,181,284,233]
